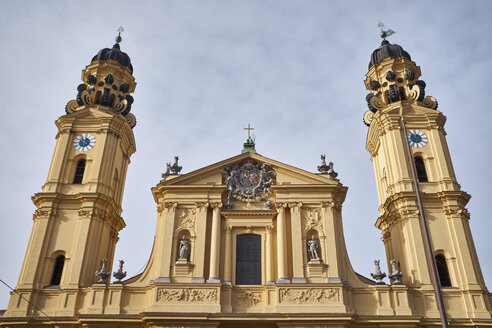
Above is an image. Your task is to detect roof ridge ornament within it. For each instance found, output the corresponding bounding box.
[162,156,183,179]
[242,123,257,154]
[116,26,124,44]
[317,155,338,180]
[378,21,396,40]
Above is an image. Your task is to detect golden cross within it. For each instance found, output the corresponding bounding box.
[244,124,254,138]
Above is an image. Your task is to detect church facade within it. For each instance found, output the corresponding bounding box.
[1,35,491,327]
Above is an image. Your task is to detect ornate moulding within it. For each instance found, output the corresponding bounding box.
[278,287,341,304]
[156,287,218,303]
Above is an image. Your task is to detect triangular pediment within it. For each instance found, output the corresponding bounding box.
[158,152,339,187]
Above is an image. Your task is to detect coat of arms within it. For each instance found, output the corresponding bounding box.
[222,160,276,209]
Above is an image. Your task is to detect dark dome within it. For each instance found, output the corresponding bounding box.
[91,43,133,73]
[369,40,411,69]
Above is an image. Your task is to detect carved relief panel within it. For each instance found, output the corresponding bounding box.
[278,287,340,304]
[156,287,218,304]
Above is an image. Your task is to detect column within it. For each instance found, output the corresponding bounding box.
[223,224,232,285]
[265,225,274,285]
[276,203,290,283]
[207,203,222,283]
[290,202,306,283]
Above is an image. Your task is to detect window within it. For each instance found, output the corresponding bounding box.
[435,254,452,287]
[236,234,261,285]
[50,255,65,285]
[414,156,428,182]
[73,159,86,184]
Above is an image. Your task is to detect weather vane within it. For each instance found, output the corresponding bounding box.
[378,21,396,40]
[116,26,124,43]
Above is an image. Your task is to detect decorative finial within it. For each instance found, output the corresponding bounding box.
[378,21,396,40]
[95,259,110,284]
[116,26,124,43]
[113,259,127,283]
[371,259,387,284]
[388,259,404,285]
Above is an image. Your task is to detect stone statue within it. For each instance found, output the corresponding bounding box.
[307,235,320,261]
[162,156,182,179]
[327,162,338,179]
[170,156,183,174]
[317,155,338,179]
[317,154,329,173]
[388,259,403,285]
[177,236,190,261]
[370,259,387,284]
[161,162,172,178]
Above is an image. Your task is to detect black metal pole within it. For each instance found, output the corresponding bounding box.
[401,120,449,328]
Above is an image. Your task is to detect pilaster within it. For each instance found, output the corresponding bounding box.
[265,225,274,285]
[192,202,208,283]
[155,202,177,283]
[289,202,306,283]
[223,223,232,285]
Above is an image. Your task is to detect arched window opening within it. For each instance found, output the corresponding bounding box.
[50,255,65,285]
[414,156,428,182]
[435,254,452,287]
[236,234,261,285]
[73,159,86,184]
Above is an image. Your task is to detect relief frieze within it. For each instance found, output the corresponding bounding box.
[237,291,262,306]
[278,288,340,304]
[156,288,217,303]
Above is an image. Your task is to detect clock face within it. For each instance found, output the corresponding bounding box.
[73,133,96,152]
[407,129,428,148]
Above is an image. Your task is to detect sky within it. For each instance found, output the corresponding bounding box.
[1,0,491,309]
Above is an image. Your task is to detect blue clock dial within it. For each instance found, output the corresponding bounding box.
[407,129,428,148]
[410,134,422,143]
[73,133,96,152]
[78,138,90,147]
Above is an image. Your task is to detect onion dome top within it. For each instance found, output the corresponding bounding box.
[369,40,411,69]
[91,43,133,73]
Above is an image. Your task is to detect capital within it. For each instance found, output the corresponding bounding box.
[274,202,287,209]
[195,202,209,211]
[288,202,303,211]
[164,202,178,211]
[210,202,222,209]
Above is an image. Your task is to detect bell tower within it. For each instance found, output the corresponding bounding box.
[7,34,137,316]
[364,36,491,318]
